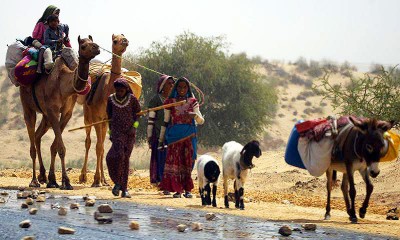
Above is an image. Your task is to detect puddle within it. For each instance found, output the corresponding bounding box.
[0,189,396,239]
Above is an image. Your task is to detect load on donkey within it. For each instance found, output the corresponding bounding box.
[285,116,399,223]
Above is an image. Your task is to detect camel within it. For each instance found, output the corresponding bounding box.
[20,36,100,189]
[78,34,129,187]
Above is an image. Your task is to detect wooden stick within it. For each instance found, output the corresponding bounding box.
[158,133,196,150]
[68,100,187,132]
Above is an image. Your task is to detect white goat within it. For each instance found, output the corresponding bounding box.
[222,140,262,210]
[197,154,221,207]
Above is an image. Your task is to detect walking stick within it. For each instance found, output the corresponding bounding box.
[68,100,186,132]
[157,133,196,150]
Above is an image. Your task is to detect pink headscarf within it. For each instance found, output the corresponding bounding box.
[157,74,174,93]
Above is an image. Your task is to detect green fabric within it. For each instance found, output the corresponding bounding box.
[37,5,58,23]
[148,94,165,138]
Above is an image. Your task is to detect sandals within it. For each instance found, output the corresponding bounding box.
[183,192,193,198]
[121,191,131,198]
[112,184,121,196]
[173,192,181,198]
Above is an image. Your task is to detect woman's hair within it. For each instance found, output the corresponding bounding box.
[46,14,59,24]
[37,5,58,23]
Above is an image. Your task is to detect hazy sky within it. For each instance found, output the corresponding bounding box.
[1,0,399,71]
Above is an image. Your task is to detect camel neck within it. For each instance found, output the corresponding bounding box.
[74,57,90,91]
[110,53,122,78]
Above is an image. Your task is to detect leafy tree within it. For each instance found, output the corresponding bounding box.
[124,32,278,146]
[313,66,400,125]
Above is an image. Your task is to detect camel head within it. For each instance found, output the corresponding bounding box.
[77,35,100,61]
[112,34,129,55]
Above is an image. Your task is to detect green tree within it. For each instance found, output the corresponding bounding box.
[314,66,400,124]
[124,32,278,146]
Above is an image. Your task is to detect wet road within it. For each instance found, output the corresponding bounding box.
[0,189,395,239]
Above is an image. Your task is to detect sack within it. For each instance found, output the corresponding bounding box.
[284,121,306,169]
[381,130,400,162]
[5,41,27,86]
[14,55,38,86]
[298,136,334,177]
[61,47,78,70]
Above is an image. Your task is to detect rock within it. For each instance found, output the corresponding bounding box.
[0,197,6,203]
[0,191,8,196]
[98,204,113,213]
[29,208,38,215]
[31,190,39,199]
[18,186,25,191]
[293,227,302,231]
[26,198,34,205]
[96,216,113,224]
[302,223,317,231]
[129,221,140,230]
[177,224,187,232]
[58,207,67,216]
[11,173,18,177]
[85,199,96,207]
[21,203,29,209]
[205,212,216,220]
[243,197,251,203]
[39,190,47,195]
[70,203,80,209]
[21,236,35,240]
[36,195,46,202]
[191,222,203,231]
[17,191,31,199]
[94,211,102,220]
[19,220,31,228]
[279,225,292,236]
[282,200,291,205]
[58,226,75,235]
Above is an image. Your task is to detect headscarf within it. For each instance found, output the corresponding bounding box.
[37,5,59,23]
[113,78,133,94]
[168,77,194,98]
[157,74,174,93]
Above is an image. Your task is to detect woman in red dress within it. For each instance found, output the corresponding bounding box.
[158,77,205,198]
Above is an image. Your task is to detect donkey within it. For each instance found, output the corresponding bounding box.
[325,116,394,223]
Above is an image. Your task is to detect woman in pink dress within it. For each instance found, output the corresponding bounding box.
[158,77,205,198]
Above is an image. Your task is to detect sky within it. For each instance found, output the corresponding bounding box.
[1,0,399,71]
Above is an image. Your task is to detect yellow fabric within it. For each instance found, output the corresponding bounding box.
[89,62,142,99]
[381,130,400,162]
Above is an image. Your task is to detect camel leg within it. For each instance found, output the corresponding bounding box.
[79,125,92,184]
[92,123,104,187]
[100,122,109,186]
[58,108,74,190]
[21,102,39,188]
[359,169,373,219]
[35,118,50,184]
[324,168,333,220]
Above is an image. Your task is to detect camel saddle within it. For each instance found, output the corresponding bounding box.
[88,62,142,98]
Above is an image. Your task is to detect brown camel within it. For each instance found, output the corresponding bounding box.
[20,36,100,189]
[78,34,129,187]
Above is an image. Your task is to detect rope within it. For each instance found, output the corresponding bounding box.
[98,45,205,106]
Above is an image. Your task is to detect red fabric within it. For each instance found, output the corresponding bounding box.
[296,119,327,133]
[32,22,47,44]
[159,96,198,193]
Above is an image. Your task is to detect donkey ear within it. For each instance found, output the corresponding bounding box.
[121,33,125,36]
[350,116,368,131]
[377,120,395,132]
[112,34,115,40]
[78,35,81,43]
[89,35,93,41]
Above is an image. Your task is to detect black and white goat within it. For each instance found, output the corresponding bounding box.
[197,155,221,207]
[222,140,262,210]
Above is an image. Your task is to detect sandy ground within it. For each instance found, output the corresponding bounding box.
[1,150,399,238]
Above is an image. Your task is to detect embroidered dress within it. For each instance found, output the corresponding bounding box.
[106,93,141,191]
[159,97,202,193]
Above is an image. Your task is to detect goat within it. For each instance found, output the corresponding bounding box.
[222,140,262,210]
[325,117,394,223]
[197,154,221,207]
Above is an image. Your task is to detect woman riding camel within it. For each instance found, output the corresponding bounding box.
[106,78,141,198]
[147,75,175,189]
[158,77,205,198]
